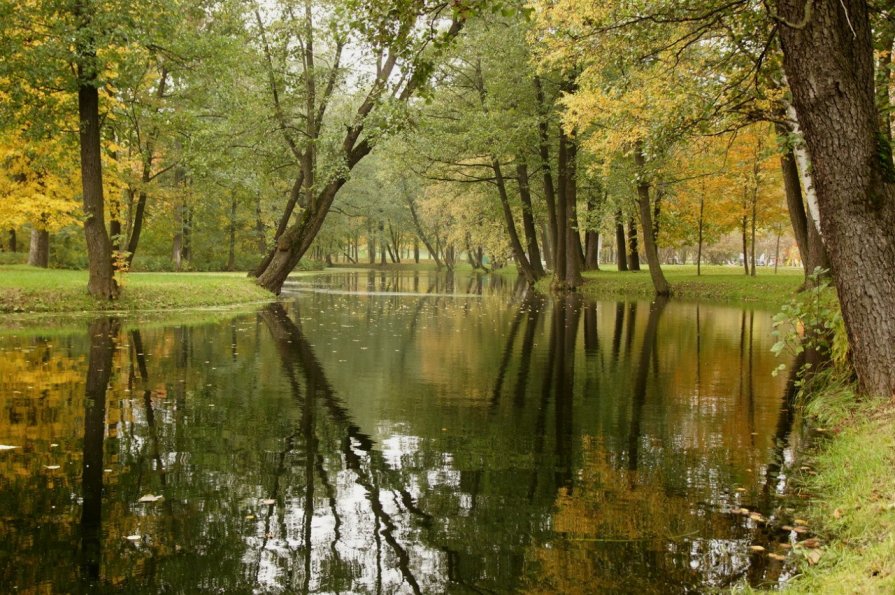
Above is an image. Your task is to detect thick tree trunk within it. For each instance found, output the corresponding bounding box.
[627,217,641,271]
[540,224,553,269]
[741,215,750,275]
[584,189,600,270]
[251,175,303,277]
[8,229,16,252]
[28,227,49,268]
[615,211,628,271]
[414,238,420,263]
[633,147,671,296]
[778,0,895,396]
[75,23,118,299]
[516,162,545,277]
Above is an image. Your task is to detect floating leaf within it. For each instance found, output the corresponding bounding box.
[794,518,809,525]
[768,552,787,561]
[44,465,60,470]
[799,537,822,549]
[0,445,19,451]
[138,494,163,503]
[793,525,809,534]
[749,545,766,552]
[245,514,256,520]
[126,535,141,541]
[261,499,276,505]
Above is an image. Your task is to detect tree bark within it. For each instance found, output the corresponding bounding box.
[534,77,558,269]
[7,229,16,253]
[515,162,545,276]
[28,227,49,268]
[227,192,237,271]
[633,146,671,296]
[627,217,641,271]
[75,5,118,299]
[615,211,628,271]
[492,159,539,284]
[778,0,895,397]
[563,137,583,289]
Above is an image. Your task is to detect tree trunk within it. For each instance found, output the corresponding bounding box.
[627,217,640,271]
[750,198,757,277]
[615,211,628,271]
[255,194,266,253]
[75,13,118,299]
[633,146,671,296]
[251,174,303,277]
[8,229,16,252]
[28,227,49,268]
[492,159,539,284]
[553,129,569,287]
[227,193,237,271]
[741,215,750,276]
[584,189,601,270]
[563,138,583,289]
[534,77,558,269]
[516,162,545,277]
[414,238,420,263]
[777,0,895,397]
[697,190,705,276]
[405,195,443,269]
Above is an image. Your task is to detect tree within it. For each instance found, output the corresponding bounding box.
[776,0,895,397]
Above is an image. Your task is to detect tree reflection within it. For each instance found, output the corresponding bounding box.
[80,317,119,588]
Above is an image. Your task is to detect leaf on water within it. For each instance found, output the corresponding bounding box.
[261,499,276,505]
[735,487,747,493]
[749,512,766,522]
[0,445,19,451]
[126,535,142,541]
[768,552,787,561]
[805,549,823,565]
[749,545,766,552]
[782,525,795,531]
[44,465,60,470]
[794,518,809,525]
[245,515,256,520]
[138,494,163,503]
[793,525,809,534]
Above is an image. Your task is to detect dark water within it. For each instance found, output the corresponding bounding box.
[0,271,804,593]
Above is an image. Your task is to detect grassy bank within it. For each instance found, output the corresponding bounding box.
[532,264,804,307]
[0,265,274,314]
[783,372,895,593]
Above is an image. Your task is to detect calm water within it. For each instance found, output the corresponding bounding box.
[0,271,804,593]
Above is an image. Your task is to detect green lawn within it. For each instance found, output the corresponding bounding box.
[0,265,274,314]
[566,264,804,307]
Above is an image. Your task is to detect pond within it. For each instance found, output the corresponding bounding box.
[0,271,805,593]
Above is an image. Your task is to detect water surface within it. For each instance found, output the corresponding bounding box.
[0,271,801,593]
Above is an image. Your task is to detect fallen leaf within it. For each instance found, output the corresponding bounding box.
[138,494,163,503]
[126,535,141,541]
[245,515,256,520]
[768,553,787,561]
[799,538,822,549]
[794,518,809,525]
[749,513,766,523]
[44,465,60,470]
[805,549,823,565]
[793,526,809,534]
[749,545,766,552]
[735,487,747,493]
[0,445,20,451]
[779,543,792,550]
[782,525,794,531]
[261,499,276,505]
[832,508,842,519]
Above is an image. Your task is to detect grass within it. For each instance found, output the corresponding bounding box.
[781,371,895,593]
[0,265,274,315]
[534,264,804,307]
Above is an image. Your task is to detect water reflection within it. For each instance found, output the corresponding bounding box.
[0,272,799,592]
